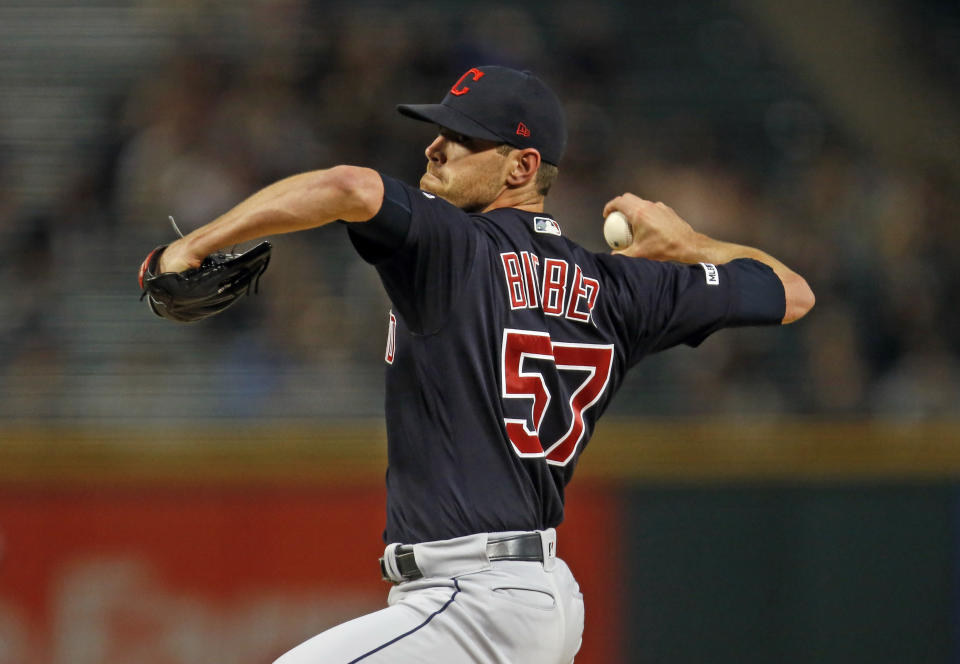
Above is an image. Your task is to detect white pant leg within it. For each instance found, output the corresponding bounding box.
[273,582,464,664]
[273,559,584,664]
[451,558,584,664]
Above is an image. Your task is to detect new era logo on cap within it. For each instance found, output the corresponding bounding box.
[397,65,567,165]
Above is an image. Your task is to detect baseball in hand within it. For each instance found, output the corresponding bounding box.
[603,210,633,250]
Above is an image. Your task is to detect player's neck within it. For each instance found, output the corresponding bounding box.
[481,188,544,214]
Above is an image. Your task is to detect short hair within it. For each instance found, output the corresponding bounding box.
[536,162,559,197]
[497,144,559,197]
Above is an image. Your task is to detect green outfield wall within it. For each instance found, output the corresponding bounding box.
[624,482,957,663]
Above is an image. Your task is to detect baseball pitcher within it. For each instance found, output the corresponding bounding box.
[141,66,814,663]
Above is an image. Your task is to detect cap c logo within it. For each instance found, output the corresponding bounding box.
[450,68,484,96]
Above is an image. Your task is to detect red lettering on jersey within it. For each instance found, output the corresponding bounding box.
[516,122,531,137]
[502,329,553,457]
[566,266,599,323]
[581,275,600,318]
[521,251,540,308]
[450,68,484,96]
[543,342,615,465]
[385,311,397,364]
[542,258,568,316]
[501,252,528,309]
[501,330,615,465]
[501,252,600,323]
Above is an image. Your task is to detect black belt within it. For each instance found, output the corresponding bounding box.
[381,532,544,583]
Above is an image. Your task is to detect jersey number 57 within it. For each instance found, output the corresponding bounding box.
[501,329,614,467]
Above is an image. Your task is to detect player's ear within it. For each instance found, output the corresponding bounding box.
[505,148,541,188]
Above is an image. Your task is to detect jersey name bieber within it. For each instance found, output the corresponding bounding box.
[500,251,600,324]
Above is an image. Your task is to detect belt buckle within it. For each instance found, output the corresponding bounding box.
[379,556,392,582]
[380,544,417,584]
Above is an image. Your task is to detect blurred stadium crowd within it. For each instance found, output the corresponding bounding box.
[0,0,957,422]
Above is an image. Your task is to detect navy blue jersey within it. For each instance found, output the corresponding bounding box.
[348,174,785,544]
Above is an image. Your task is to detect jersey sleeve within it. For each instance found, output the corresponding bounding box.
[345,173,413,264]
[345,173,477,335]
[604,256,786,365]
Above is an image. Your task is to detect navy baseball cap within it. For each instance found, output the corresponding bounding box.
[397,65,567,166]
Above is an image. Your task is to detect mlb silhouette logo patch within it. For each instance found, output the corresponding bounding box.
[534,216,561,236]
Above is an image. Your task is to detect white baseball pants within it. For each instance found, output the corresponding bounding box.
[273,529,584,664]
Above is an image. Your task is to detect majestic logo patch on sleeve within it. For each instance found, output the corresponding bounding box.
[533,216,561,236]
[700,262,720,286]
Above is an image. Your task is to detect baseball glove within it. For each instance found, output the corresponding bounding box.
[138,241,272,323]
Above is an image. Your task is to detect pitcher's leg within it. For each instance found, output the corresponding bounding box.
[275,561,584,664]
[274,583,472,664]
[449,560,584,664]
